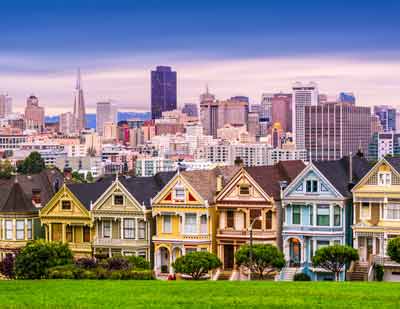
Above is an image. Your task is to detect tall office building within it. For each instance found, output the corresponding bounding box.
[374,105,396,132]
[24,95,45,132]
[151,66,177,119]
[259,93,273,136]
[292,82,319,149]
[271,93,292,133]
[304,103,371,161]
[0,94,12,118]
[59,112,74,135]
[96,101,118,136]
[73,68,86,132]
[181,103,198,117]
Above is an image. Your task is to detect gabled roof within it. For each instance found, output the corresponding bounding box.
[244,160,306,200]
[0,181,37,213]
[313,155,370,197]
[67,179,113,210]
[385,157,400,174]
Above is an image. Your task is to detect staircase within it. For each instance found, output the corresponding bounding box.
[347,261,368,281]
[217,270,233,280]
[278,267,298,281]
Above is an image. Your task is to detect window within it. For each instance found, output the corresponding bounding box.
[200,215,207,234]
[378,172,391,186]
[163,215,172,233]
[114,195,124,205]
[385,204,400,220]
[250,209,262,229]
[61,201,71,210]
[361,203,370,219]
[309,205,314,225]
[185,248,197,254]
[103,221,111,238]
[138,221,146,239]
[334,206,341,226]
[316,240,330,249]
[66,225,73,242]
[184,213,197,234]
[239,185,250,195]
[200,247,207,252]
[27,220,32,240]
[138,251,146,258]
[306,180,318,193]
[317,205,330,226]
[227,211,234,228]
[292,205,301,225]
[265,211,272,229]
[16,220,25,240]
[124,219,135,239]
[174,187,185,201]
[83,226,90,242]
[32,189,41,204]
[5,220,12,240]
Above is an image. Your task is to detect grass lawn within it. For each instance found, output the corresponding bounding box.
[1,280,400,308]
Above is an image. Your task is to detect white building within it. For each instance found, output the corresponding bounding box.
[0,94,12,118]
[0,135,27,150]
[135,157,175,177]
[267,148,308,165]
[96,101,118,136]
[55,156,104,178]
[59,112,74,135]
[292,82,318,149]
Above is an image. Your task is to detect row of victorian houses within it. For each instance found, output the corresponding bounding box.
[2,154,400,281]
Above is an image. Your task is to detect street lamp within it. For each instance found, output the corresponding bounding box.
[248,215,262,280]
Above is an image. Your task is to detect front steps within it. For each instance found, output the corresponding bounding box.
[347,261,368,281]
[278,267,298,281]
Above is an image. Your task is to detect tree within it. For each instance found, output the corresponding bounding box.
[387,237,400,263]
[15,240,73,279]
[0,160,14,179]
[235,244,285,279]
[312,245,358,281]
[17,151,45,174]
[0,253,16,278]
[172,251,222,280]
[86,171,94,183]
[71,171,87,183]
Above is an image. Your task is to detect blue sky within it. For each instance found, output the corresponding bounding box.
[2,0,400,113]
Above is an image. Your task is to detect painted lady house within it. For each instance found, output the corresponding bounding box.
[0,169,64,260]
[281,155,369,281]
[215,161,305,278]
[351,157,400,281]
[91,173,173,259]
[151,167,238,276]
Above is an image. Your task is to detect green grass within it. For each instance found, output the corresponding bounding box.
[1,280,400,308]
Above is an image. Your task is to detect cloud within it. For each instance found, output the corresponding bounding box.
[1,53,400,115]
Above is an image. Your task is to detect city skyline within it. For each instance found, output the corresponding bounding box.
[2,1,400,114]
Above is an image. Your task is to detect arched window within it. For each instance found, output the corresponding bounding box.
[265,210,272,230]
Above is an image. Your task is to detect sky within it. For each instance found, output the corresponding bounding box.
[2,0,400,114]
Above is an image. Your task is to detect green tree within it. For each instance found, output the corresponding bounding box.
[387,237,400,263]
[15,240,73,279]
[0,160,14,179]
[312,245,358,281]
[71,171,87,183]
[86,171,94,183]
[172,251,222,280]
[17,151,45,174]
[235,244,285,279]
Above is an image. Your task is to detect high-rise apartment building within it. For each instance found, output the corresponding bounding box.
[24,95,45,132]
[292,82,319,149]
[151,66,177,119]
[259,93,273,136]
[73,68,86,132]
[374,105,396,132]
[368,132,400,160]
[96,101,118,136]
[304,103,371,161]
[59,112,74,135]
[271,93,292,133]
[0,94,12,118]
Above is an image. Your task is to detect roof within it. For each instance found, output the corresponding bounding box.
[181,165,240,202]
[67,179,113,210]
[245,160,306,200]
[0,181,37,213]
[313,155,370,197]
[385,157,400,174]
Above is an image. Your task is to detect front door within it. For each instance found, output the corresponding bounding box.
[367,237,373,261]
[289,239,301,267]
[224,245,234,269]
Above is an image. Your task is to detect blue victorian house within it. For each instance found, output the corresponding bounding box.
[280,155,369,280]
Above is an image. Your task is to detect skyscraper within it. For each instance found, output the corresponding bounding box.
[59,112,74,135]
[151,66,177,119]
[96,101,118,136]
[0,94,12,118]
[73,68,86,132]
[374,105,396,132]
[292,81,319,149]
[271,93,292,133]
[24,95,45,132]
[259,93,273,136]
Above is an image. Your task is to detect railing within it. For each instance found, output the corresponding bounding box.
[283,225,343,233]
[218,229,274,237]
[182,234,210,240]
[93,238,147,246]
[69,243,91,251]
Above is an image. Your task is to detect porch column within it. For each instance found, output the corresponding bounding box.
[62,223,66,243]
[135,218,139,240]
[313,204,317,226]
[48,223,52,241]
[169,251,173,274]
[354,235,358,249]
[120,218,124,239]
[95,218,99,240]
[372,235,376,255]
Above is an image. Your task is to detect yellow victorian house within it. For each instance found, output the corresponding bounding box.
[40,181,110,257]
[352,157,400,281]
[152,167,238,275]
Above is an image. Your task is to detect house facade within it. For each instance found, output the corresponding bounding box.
[352,157,400,281]
[215,161,305,272]
[152,167,238,275]
[282,156,369,280]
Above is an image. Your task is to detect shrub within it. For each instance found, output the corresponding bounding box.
[294,273,311,281]
[0,253,16,279]
[161,265,168,273]
[95,267,109,279]
[15,240,73,279]
[387,237,400,263]
[127,255,150,270]
[75,257,97,269]
[375,264,384,281]
[47,265,75,279]
[106,256,129,271]
[172,251,222,280]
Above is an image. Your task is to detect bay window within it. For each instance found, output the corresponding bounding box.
[27,220,33,240]
[309,205,313,225]
[200,215,207,234]
[317,205,330,226]
[16,220,25,240]
[163,215,172,233]
[385,204,400,220]
[184,213,197,234]
[103,221,111,238]
[5,220,12,240]
[334,206,341,226]
[124,219,135,239]
[138,220,146,239]
[292,205,301,225]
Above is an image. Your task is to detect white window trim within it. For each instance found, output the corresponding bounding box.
[184,213,197,234]
[360,203,371,220]
[112,194,125,206]
[163,215,172,233]
[103,220,111,238]
[305,178,319,193]
[173,186,186,202]
[383,203,400,221]
[378,172,391,186]
[291,205,302,225]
